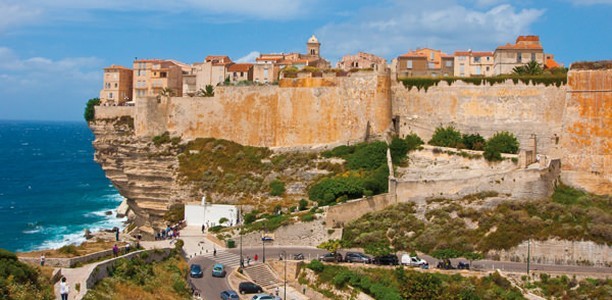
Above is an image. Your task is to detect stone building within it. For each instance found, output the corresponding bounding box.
[396,48,453,77]
[99,65,133,105]
[132,59,186,99]
[197,55,234,87]
[453,50,494,77]
[228,63,254,83]
[493,35,545,75]
[336,52,387,71]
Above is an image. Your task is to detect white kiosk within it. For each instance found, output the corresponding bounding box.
[184,196,239,228]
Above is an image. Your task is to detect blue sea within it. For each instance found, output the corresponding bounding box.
[0,120,125,252]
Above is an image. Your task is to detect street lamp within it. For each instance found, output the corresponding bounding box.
[262,232,266,263]
[281,250,287,300]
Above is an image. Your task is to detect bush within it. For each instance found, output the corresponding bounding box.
[346,142,388,170]
[306,259,324,273]
[84,98,100,122]
[484,131,519,161]
[429,126,462,148]
[462,133,486,151]
[298,199,309,211]
[58,244,79,256]
[389,137,409,164]
[322,145,355,158]
[405,133,424,152]
[244,212,258,224]
[152,132,172,146]
[164,204,184,223]
[226,239,236,248]
[269,179,285,196]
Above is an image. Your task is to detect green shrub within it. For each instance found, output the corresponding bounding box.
[208,225,224,233]
[84,97,100,122]
[346,141,387,170]
[322,145,355,158]
[269,179,285,196]
[484,131,519,161]
[462,133,486,151]
[429,126,463,148]
[152,132,172,146]
[306,259,324,273]
[405,133,424,151]
[164,204,184,223]
[308,175,365,206]
[244,212,258,224]
[226,239,236,248]
[58,244,79,255]
[389,137,409,164]
[298,199,309,211]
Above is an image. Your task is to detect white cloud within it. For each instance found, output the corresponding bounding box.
[236,51,260,63]
[0,2,42,31]
[316,0,544,61]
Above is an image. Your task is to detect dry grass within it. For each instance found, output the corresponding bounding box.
[18,239,128,258]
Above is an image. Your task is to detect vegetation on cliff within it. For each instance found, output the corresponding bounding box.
[84,97,100,122]
[399,74,567,91]
[428,126,518,161]
[0,249,54,300]
[341,185,611,259]
[83,250,190,300]
[302,262,524,300]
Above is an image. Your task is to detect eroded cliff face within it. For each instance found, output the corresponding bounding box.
[89,117,195,232]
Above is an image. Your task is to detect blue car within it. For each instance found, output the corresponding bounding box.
[189,264,203,278]
[212,263,226,277]
[220,290,239,300]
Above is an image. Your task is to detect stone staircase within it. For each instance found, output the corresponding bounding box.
[243,263,280,288]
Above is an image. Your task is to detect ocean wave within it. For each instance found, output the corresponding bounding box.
[83,209,115,218]
[33,215,127,251]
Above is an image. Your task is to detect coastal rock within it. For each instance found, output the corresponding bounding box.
[116,197,129,218]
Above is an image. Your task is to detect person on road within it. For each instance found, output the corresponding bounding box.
[254,254,258,262]
[213,247,217,257]
[275,286,279,296]
[112,244,119,257]
[60,277,70,300]
[39,253,45,266]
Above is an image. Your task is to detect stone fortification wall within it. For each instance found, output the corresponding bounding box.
[560,69,611,195]
[325,193,396,228]
[395,150,561,204]
[391,80,567,155]
[94,106,134,119]
[135,73,393,148]
[489,239,610,267]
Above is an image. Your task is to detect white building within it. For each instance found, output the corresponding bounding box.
[184,197,239,228]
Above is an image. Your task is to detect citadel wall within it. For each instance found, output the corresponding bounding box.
[560,69,611,195]
[390,80,567,155]
[134,72,393,148]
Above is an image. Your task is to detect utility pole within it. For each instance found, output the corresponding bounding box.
[527,239,531,276]
[282,250,287,300]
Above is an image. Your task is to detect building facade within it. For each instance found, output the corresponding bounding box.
[453,51,494,77]
[397,48,453,77]
[100,65,133,105]
[336,52,387,71]
[227,63,254,83]
[493,35,545,75]
[133,59,185,99]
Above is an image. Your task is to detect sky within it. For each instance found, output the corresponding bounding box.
[0,0,610,121]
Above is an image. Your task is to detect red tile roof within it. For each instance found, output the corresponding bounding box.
[205,55,232,63]
[227,63,253,72]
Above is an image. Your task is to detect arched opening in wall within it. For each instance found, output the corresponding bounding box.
[392,116,400,135]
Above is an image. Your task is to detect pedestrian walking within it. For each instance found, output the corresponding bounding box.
[39,253,45,266]
[213,247,217,257]
[59,277,70,300]
[201,224,205,233]
[275,286,279,296]
[112,244,119,257]
[115,227,119,241]
[254,254,258,261]
[247,256,251,266]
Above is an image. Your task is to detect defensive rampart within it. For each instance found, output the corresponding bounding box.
[391,80,567,155]
[135,73,393,148]
[560,69,611,195]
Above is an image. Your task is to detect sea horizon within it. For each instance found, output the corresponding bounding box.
[0,119,126,252]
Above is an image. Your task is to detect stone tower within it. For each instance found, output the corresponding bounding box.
[307,35,320,57]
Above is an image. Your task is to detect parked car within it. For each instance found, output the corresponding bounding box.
[250,294,281,300]
[212,263,226,277]
[189,264,203,278]
[345,252,372,263]
[319,252,343,263]
[373,254,399,265]
[239,282,263,294]
[457,261,470,270]
[436,258,455,270]
[220,290,239,300]
[401,254,427,267]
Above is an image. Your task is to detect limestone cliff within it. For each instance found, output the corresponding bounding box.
[89,116,194,232]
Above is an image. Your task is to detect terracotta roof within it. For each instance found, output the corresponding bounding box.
[454,51,494,57]
[472,51,493,57]
[544,55,561,69]
[496,43,543,50]
[441,54,454,59]
[516,35,540,43]
[454,51,471,56]
[227,63,253,72]
[105,65,131,70]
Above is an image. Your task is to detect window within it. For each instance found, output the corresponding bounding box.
[445,60,452,67]
[517,53,522,63]
[428,62,435,69]
[531,53,536,62]
[406,60,413,69]
[474,56,481,63]
[430,52,435,60]
[486,56,490,61]
[459,65,465,76]
[475,66,481,75]
[114,83,118,88]
[486,66,490,71]
[108,92,113,99]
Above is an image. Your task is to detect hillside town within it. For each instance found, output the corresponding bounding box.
[99,34,563,106]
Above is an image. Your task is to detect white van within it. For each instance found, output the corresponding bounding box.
[401,254,427,267]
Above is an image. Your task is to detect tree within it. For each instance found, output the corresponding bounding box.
[84,97,100,122]
[269,179,285,196]
[428,126,462,148]
[159,87,174,97]
[462,133,486,151]
[363,241,392,257]
[317,239,342,253]
[512,61,543,75]
[196,85,215,97]
[484,131,520,161]
[389,137,409,164]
